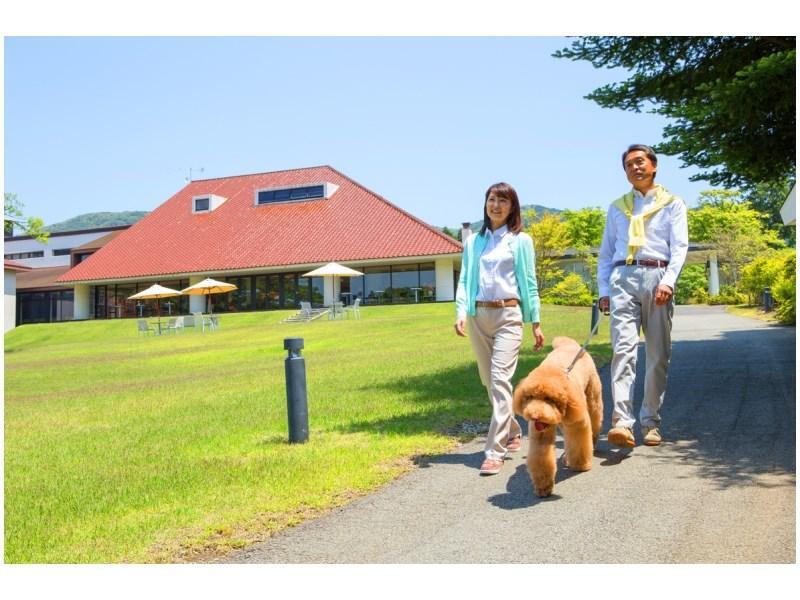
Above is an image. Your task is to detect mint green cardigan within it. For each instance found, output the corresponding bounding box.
[455,230,541,323]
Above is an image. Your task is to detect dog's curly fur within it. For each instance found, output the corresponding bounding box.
[513,336,603,497]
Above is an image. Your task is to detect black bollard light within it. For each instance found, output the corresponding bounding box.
[763,287,774,312]
[591,299,600,332]
[284,337,309,443]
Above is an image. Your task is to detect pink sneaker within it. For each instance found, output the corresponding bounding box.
[479,458,504,476]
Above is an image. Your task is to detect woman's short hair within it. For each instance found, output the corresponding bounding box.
[481,182,522,235]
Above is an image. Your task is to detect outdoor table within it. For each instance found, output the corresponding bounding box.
[411,287,422,303]
[149,319,165,335]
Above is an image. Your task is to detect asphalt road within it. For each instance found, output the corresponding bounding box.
[223,306,795,564]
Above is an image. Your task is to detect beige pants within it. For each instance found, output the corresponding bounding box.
[468,306,523,460]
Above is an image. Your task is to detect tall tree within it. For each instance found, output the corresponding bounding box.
[4,193,49,242]
[689,196,784,287]
[554,37,796,190]
[562,207,606,294]
[527,210,571,293]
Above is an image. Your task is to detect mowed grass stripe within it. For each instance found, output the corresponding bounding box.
[4,302,610,562]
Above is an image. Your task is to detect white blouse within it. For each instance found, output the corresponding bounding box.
[477,225,520,302]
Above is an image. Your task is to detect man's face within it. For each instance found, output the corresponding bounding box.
[624,150,657,188]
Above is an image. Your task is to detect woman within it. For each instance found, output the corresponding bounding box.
[455,182,545,476]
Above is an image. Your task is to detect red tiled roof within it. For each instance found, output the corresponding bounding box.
[57,166,462,283]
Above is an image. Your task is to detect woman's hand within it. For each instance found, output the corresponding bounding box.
[454,318,467,337]
[532,323,545,351]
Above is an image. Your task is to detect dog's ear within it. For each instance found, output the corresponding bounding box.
[512,381,528,416]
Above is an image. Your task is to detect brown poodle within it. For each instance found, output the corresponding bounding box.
[513,336,603,497]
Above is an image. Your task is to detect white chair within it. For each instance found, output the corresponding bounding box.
[182,315,196,329]
[137,319,155,336]
[165,316,183,334]
[343,297,361,319]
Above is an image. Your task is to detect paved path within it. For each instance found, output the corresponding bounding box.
[223,306,795,563]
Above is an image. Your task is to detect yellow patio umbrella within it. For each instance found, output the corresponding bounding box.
[302,262,364,305]
[180,278,238,314]
[128,284,182,328]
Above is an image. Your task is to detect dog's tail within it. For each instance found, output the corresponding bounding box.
[552,336,579,350]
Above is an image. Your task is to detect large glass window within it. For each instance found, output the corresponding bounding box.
[390,264,419,304]
[364,267,391,305]
[257,185,324,205]
[311,276,324,306]
[420,262,436,302]
[283,273,299,308]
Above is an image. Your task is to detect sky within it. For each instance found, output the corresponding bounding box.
[4,35,726,231]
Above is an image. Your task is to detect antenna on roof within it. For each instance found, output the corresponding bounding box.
[185,167,205,183]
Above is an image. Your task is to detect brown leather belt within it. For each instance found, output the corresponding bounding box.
[475,298,520,308]
[613,259,669,268]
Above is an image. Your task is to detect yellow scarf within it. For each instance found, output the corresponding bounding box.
[612,185,674,264]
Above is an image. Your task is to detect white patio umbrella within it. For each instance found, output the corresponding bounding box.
[180,278,238,314]
[302,262,364,305]
[128,284,182,327]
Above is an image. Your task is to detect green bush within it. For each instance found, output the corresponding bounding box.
[675,263,708,304]
[773,252,796,324]
[708,285,748,305]
[740,250,794,304]
[542,272,593,306]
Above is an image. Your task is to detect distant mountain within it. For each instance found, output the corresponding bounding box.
[444,203,563,234]
[45,211,149,232]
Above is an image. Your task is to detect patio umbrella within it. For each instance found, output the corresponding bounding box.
[302,262,364,305]
[180,278,238,314]
[128,284,182,328]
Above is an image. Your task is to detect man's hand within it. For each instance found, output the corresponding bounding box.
[655,284,673,306]
[599,296,610,315]
[454,318,467,337]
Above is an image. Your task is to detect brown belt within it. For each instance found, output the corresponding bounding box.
[475,298,520,308]
[613,259,669,268]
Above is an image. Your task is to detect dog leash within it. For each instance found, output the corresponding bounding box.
[565,304,604,374]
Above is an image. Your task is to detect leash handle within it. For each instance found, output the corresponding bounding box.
[565,301,602,374]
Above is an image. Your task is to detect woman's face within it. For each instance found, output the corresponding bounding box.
[486,192,512,230]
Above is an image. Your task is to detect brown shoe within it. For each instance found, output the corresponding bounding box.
[607,426,635,448]
[479,458,504,475]
[643,426,662,446]
[506,435,522,452]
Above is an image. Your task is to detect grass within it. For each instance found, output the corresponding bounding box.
[4,302,611,563]
[724,304,780,323]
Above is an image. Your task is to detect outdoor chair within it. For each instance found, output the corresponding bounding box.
[182,315,196,329]
[137,319,155,336]
[328,301,344,320]
[343,297,361,319]
[165,317,183,334]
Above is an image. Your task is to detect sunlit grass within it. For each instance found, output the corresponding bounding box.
[4,302,610,563]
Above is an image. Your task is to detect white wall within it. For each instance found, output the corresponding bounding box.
[435,258,455,302]
[4,230,119,268]
[5,270,18,332]
[73,284,91,320]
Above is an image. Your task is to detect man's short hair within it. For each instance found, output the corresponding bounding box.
[621,144,658,168]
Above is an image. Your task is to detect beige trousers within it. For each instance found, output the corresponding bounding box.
[468,306,523,460]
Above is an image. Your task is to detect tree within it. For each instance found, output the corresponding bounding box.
[562,207,605,294]
[689,197,784,287]
[554,37,796,190]
[527,209,571,293]
[4,193,49,242]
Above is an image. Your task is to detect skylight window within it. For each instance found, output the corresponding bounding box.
[192,194,226,214]
[254,182,339,207]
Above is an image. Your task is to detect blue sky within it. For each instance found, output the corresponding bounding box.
[4,36,726,230]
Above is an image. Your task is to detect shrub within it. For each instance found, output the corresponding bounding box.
[740,249,794,304]
[542,272,593,306]
[773,252,796,325]
[674,264,708,304]
[707,285,748,305]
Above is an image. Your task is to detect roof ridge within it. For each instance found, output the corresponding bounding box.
[325,166,463,250]
[188,165,334,184]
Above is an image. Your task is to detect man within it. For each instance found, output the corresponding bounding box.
[598,144,689,448]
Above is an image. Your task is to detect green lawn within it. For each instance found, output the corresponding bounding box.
[4,302,610,563]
